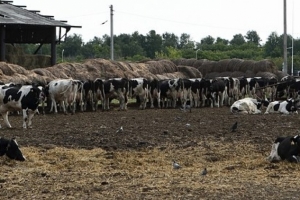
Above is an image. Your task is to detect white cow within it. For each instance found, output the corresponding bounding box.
[47,79,79,114]
[230,98,264,114]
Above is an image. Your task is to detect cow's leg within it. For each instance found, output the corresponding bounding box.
[61,101,67,115]
[157,93,161,109]
[22,109,28,128]
[72,101,76,115]
[2,111,12,128]
[27,110,36,128]
[149,92,154,108]
[220,92,224,107]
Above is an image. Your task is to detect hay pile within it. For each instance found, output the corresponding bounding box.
[0,59,203,84]
[173,58,284,79]
[5,44,51,69]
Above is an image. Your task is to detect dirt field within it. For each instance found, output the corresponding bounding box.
[0,104,300,199]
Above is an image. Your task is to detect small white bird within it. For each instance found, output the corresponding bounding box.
[201,168,207,176]
[173,160,181,169]
[116,126,123,133]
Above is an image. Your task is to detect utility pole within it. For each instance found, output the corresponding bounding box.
[110,5,114,61]
[283,0,288,74]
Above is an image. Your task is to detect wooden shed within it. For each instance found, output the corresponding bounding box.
[0,1,81,66]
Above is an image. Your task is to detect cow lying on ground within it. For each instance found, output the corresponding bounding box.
[267,135,300,163]
[0,137,25,161]
[230,98,269,114]
[264,98,299,114]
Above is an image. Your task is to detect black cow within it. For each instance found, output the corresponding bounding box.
[267,135,300,163]
[0,85,43,128]
[0,137,26,161]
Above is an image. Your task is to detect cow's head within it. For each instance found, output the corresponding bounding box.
[286,98,299,112]
[0,138,25,161]
[290,135,300,147]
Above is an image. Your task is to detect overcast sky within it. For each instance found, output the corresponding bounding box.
[13,0,299,45]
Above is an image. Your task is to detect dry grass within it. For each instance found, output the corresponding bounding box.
[1,141,299,199]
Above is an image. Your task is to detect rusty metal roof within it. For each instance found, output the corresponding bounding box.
[0,2,80,28]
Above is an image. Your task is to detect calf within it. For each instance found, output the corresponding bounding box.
[0,85,43,128]
[0,137,26,161]
[264,98,298,114]
[230,97,269,114]
[267,135,300,163]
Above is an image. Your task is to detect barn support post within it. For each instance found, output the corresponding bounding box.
[0,25,6,62]
[50,27,56,66]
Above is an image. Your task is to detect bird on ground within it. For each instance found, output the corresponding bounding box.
[116,126,123,133]
[201,168,207,176]
[172,160,181,169]
[231,121,238,132]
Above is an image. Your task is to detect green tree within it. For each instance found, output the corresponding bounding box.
[230,34,246,46]
[144,30,162,59]
[244,30,261,46]
[201,35,215,45]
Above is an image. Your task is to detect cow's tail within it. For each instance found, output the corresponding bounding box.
[60,79,73,95]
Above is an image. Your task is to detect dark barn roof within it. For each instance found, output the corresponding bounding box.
[0,1,81,65]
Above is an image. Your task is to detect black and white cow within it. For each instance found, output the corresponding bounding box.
[238,76,249,99]
[180,79,192,109]
[247,77,268,99]
[230,97,269,114]
[129,78,149,109]
[0,84,43,128]
[0,137,26,161]
[220,77,240,106]
[157,78,183,109]
[82,80,95,111]
[148,79,159,108]
[96,78,129,111]
[264,98,298,114]
[189,78,205,108]
[206,78,226,108]
[267,135,300,163]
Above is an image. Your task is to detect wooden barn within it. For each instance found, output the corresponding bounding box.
[0,0,81,66]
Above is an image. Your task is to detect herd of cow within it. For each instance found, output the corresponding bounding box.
[1,75,300,163]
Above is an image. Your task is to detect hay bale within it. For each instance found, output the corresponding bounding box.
[177,65,202,78]
[255,72,277,79]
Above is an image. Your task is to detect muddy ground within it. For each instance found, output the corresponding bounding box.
[0,104,300,199]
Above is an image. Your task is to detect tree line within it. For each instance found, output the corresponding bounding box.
[20,30,299,74]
